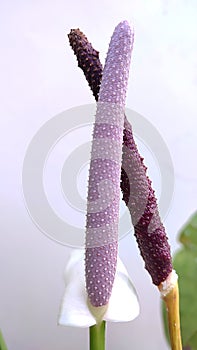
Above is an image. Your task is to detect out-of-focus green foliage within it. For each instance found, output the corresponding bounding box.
[162,211,197,350]
[0,330,8,350]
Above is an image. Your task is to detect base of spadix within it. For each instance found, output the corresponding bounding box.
[58,249,139,327]
[158,270,178,297]
[158,270,182,350]
[87,301,108,324]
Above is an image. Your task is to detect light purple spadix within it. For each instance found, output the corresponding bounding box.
[85,21,134,307]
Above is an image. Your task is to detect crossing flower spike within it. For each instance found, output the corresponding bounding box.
[68,26,173,287]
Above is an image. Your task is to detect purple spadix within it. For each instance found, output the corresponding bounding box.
[84,21,134,306]
[68,23,172,287]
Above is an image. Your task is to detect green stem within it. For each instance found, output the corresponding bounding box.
[89,321,106,350]
[0,330,8,350]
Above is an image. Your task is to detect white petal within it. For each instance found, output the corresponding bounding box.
[58,249,139,327]
[104,257,140,322]
[58,249,96,327]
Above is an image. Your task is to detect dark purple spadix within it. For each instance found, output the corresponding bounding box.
[68,25,172,286]
[85,21,134,307]
[68,29,102,101]
[122,119,172,285]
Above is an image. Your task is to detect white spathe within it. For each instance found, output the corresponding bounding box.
[58,249,139,327]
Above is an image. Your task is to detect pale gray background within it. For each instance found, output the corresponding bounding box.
[1,0,197,349]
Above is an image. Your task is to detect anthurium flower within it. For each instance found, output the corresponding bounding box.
[68,25,172,287]
[59,21,139,329]
[67,22,182,350]
[58,249,139,327]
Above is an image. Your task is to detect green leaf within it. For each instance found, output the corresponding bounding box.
[174,249,197,346]
[179,211,197,250]
[0,330,8,350]
[162,212,197,349]
[187,332,197,349]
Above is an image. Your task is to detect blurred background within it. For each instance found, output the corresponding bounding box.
[1,0,197,349]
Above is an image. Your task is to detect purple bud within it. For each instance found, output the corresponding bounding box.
[85,21,134,306]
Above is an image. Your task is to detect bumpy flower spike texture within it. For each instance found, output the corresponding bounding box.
[68,29,102,101]
[122,120,172,285]
[68,27,172,286]
[85,21,134,307]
